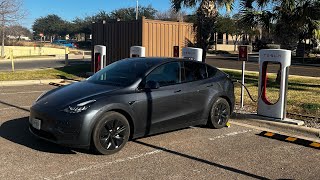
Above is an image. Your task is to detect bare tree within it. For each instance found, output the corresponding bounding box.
[7,25,32,40]
[155,9,186,22]
[0,0,26,57]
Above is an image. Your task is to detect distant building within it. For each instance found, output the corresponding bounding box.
[7,35,31,41]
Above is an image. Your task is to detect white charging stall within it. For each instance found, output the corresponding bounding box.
[93,45,106,73]
[130,46,145,57]
[182,47,203,62]
[258,49,293,121]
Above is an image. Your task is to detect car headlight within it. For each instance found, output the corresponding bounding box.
[63,100,96,113]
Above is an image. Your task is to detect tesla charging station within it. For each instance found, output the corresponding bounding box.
[257,49,303,125]
[182,47,203,62]
[93,45,106,73]
[130,46,145,57]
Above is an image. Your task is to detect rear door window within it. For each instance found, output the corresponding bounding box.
[182,61,207,83]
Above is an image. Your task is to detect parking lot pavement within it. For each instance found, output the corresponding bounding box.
[0,85,319,180]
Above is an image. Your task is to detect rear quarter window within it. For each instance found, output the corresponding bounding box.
[206,65,227,78]
[182,61,208,82]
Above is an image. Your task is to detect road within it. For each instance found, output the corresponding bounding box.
[0,58,91,71]
[0,56,319,77]
[0,84,319,179]
[206,56,320,77]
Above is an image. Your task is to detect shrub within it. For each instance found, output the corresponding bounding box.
[265,44,281,49]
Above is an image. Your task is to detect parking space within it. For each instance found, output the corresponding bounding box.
[0,85,319,180]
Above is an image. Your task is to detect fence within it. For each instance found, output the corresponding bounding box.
[91,17,195,68]
[1,46,91,72]
[1,46,67,59]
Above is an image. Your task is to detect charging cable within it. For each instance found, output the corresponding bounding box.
[232,79,264,103]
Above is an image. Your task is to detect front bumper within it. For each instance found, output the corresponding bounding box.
[29,105,91,148]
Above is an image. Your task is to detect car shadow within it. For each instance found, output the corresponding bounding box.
[133,140,271,180]
[0,116,80,154]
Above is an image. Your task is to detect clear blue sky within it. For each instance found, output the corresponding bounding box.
[22,0,240,30]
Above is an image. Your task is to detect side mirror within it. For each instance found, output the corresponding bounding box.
[145,80,160,90]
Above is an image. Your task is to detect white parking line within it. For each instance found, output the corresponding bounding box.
[0,91,45,95]
[44,150,163,180]
[43,128,253,179]
[209,130,252,141]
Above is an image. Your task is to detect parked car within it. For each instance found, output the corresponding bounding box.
[76,41,91,49]
[68,40,79,48]
[52,40,74,48]
[29,58,235,155]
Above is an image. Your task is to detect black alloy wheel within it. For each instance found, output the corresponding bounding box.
[92,112,130,155]
[208,98,230,129]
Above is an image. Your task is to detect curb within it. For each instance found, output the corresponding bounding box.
[0,79,78,87]
[230,114,320,139]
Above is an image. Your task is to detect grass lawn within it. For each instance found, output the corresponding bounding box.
[222,69,320,118]
[0,64,90,81]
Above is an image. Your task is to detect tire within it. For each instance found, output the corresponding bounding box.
[92,112,130,155]
[207,98,230,129]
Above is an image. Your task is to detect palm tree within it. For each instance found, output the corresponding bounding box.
[171,0,234,62]
[240,0,320,50]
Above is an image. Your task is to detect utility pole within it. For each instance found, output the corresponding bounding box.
[1,14,5,58]
[136,0,138,20]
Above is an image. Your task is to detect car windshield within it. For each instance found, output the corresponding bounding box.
[87,59,157,86]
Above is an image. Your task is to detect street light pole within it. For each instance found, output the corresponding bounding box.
[136,0,138,20]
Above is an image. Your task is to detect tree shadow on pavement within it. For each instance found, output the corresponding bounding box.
[0,116,77,154]
[133,140,270,180]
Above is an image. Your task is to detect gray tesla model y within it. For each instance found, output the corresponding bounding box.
[29,58,235,155]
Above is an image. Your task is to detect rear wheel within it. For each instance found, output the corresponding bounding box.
[92,112,130,155]
[207,98,230,129]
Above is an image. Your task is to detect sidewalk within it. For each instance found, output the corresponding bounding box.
[0,79,79,87]
[0,54,91,62]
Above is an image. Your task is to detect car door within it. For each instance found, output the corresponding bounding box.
[133,62,187,135]
[178,61,213,123]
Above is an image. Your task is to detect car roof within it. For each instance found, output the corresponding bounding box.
[123,57,203,65]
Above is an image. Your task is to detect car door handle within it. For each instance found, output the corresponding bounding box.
[174,90,181,93]
[207,84,213,87]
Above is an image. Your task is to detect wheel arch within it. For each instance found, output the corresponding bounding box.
[108,109,135,139]
[87,104,136,147]
[204,94,233,122]
[219,95,233,114]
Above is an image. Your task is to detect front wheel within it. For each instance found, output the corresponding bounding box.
[207,98,230,129]
[92,112,130,155]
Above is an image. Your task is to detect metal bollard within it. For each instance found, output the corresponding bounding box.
[65,47,69,66]
[10,49,14,72]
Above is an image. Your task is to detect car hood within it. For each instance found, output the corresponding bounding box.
[35,81,121,109]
